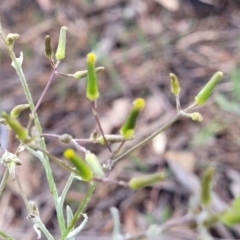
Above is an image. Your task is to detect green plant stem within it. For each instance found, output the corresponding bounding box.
[59,183,95,240]
[0,169,9,198]
[111,103,196,168]
[0,230,15,240]
[0,25,65,233]
[58,173,75,232]
[15,173,30,212]
[26,146,79,175]
[31,216,54,240]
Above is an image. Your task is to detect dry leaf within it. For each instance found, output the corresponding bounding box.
[152,132,167,155]
[164,151,196,173]
[153,0,180,12]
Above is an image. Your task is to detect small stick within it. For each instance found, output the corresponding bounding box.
[91,101,112,152]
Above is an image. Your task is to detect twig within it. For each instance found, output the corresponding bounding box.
[33,63,59,114]
[110,103,196,169]
[71,139,87,154]
[91,101,112,152]
[15,173,30,212]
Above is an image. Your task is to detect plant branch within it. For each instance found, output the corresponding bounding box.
[0,24,65,232]
[91,101,112,152]
[0,169,9,198]
[59,183,95,240]
[33,64,58,114]
[111,103,197,168]
[0,230,15,240]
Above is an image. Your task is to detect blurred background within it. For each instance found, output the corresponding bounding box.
[1,0,240,239]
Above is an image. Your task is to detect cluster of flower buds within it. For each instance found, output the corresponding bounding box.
[1,151,22,181]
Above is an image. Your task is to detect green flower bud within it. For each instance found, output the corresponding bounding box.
[129,171,166,190]
[6,33,19,49]
[170,73,181,96]
[2,112,29,142]
[86,52,99,101]
[220,196,240,225]
[1,151,22,181]
[73,67,104,79]
[120,98,145,139]
[200,165,215,206]
[89,130,100,143]
[195,71,223,105]
[55,26,68,60]
[221,210,240,226]
[85,152,104,177]
[203,212,224,228]
[191,112,203,122]
[63,149,93,181]
[10,104,29,118]
[45,35,53,58]
[59,134,72,144]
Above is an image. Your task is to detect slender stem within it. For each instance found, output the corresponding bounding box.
[111,113,180,167]
[28,146,79,175]
[73,139,92,143]
[93,176,128,187]
[8,130,13,152]
[176,95,181,112]
[0,231,15,240]
[111,103,197,168]
[56,72,71,77]
[111,140,125,160]
[15,173,30,212]
[91,101,112,152]
[33,65,58,114]
[58,173,75,232]
[71,139,87,154]
[41,133,61,139]
[0,169,9,198]
[59,183,95,240]
[31,216,55,240]
[0,26,65,232]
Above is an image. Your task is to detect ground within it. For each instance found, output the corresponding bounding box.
[1,0,240,239]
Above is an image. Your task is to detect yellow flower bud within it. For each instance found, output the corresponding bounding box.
[64,149,93,181]
[170,73,181,96]
[120,98,145,139]
[191,112,203,122]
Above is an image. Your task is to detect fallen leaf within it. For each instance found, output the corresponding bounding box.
[164,151,196,173]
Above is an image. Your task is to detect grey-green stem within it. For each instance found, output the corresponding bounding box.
[0,169,9,198]
[111,103,197,168]
[0,23,65,233]
[59,183,95,240]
